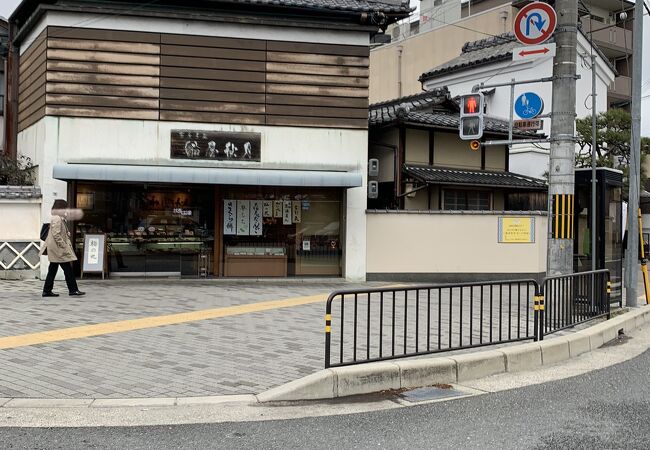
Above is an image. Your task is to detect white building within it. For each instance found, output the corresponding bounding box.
[419,32,616,179]
[9,0,412,281]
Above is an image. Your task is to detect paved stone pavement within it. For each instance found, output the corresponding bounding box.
[0,278,542,398]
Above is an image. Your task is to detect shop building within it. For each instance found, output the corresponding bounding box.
[9,0,412,280]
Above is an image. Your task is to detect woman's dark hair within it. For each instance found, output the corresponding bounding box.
[52,199,69,210]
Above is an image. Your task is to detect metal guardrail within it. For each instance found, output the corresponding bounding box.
[324,270,612,368]
[325,280,539,368]
[540,269,610,339]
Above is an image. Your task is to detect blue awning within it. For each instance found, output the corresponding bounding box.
[53,164,362,188]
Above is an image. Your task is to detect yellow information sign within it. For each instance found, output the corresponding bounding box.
[499,217,535,243]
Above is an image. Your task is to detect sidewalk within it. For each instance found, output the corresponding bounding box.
[0,279,378,398]
[0,275,638,400]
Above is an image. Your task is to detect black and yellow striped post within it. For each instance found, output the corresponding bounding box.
[534,294,545,341]
[552,194,575,240]
[324,312,332,368]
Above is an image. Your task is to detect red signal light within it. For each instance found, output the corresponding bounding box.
[464,95,480,114]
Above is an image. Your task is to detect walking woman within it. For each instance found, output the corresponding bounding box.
[41,199,85,297]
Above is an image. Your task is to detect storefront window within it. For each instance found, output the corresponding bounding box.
[221,187,342,277]
[74,183,214,277]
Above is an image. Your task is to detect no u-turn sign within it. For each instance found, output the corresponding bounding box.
[514,2,557,45]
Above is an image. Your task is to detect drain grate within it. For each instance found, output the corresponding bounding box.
[399,385,466,403]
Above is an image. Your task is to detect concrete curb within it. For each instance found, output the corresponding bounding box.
[259,305,650,402]
[0,394,258,409]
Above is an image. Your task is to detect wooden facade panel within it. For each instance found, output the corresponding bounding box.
[45,105,160,120]
[18,106,47,132]
[48,27,160,44]
[160,110,265,125]
[48,48,160,65]
[266,41,368,57]
[266,93,368,109]
[160,99,264,114]
[267,51,369,67]
[47,60,160,77]
[48,38,160,54]
[18,61,46,92]
[20,28,47,62]
[46,94,160,110]
[160,66,265,83]
[266,62,369,77]
[161,55,265,72]
[267,83,368,98]
[161,44,266,61]
[161,34,266,50]
[18,95,46,123]
[19,82,46,110]
[160,88,264,104]
[47,72,160,87]
[266,115,367,129]
[47,82,160,98]
[266,104,368,119]
[266,72,368,88]
[160,77,264,93]
[19,39,47,74]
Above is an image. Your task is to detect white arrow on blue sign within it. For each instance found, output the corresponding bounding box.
[514,92,544,119]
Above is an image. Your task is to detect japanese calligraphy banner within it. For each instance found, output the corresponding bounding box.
[223,199,237,235]
[251,200,263,236]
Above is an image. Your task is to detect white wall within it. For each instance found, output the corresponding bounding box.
[20,10,369,55]
[423,33,615,179]
[0,199,41,240]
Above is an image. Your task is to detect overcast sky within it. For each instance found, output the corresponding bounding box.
[0,0,647,134]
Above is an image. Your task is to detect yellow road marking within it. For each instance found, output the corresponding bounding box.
[0,293,330,350]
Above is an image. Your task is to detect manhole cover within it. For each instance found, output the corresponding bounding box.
[399,385,466,403]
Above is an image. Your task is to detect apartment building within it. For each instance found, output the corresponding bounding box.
[371,0,635,109]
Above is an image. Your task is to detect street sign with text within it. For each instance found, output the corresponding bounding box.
[513,119,544,131]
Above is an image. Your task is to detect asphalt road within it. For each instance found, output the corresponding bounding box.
[3,345,650,449]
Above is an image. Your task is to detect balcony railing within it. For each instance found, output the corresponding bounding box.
[609,75,632,99]
[582,21,633,57]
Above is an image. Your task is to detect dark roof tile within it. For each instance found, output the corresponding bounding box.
[404,164,547,190]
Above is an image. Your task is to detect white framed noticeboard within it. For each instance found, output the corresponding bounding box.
[81,234,107,278]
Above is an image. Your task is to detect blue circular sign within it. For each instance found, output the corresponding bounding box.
[514,92,544,119]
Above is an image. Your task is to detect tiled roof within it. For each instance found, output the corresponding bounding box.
[420,28,616,82]
[0,185,42,199]
[404,164,547,190]
[419,33,519,82]
[369,87,539,137]
[214,0,413,13]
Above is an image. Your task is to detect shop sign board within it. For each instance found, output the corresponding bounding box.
[273,201,283,218]
[237,200,250,235]
[513,2,557,46]
[263,201,273,218]
[498,217,535,243]
[283,201,292,225]
[292,201,302,223]
[171,130,261,161]
[224,199,236,235]
[81,234,107,278]
[251,201,263,236]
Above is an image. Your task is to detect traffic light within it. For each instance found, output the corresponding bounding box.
[459,93,484,140]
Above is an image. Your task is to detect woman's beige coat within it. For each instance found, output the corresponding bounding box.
[40,215,77,263]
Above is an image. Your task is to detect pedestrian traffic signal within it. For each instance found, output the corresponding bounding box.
[459,93,484,140]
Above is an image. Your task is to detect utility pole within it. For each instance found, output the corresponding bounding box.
[624,0,644,307]
[547,0,578,275]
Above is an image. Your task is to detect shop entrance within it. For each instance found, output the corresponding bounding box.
[217,187,343,277]
[74,183,214,277]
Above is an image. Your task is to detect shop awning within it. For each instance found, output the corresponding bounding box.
[53,164,362,188]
